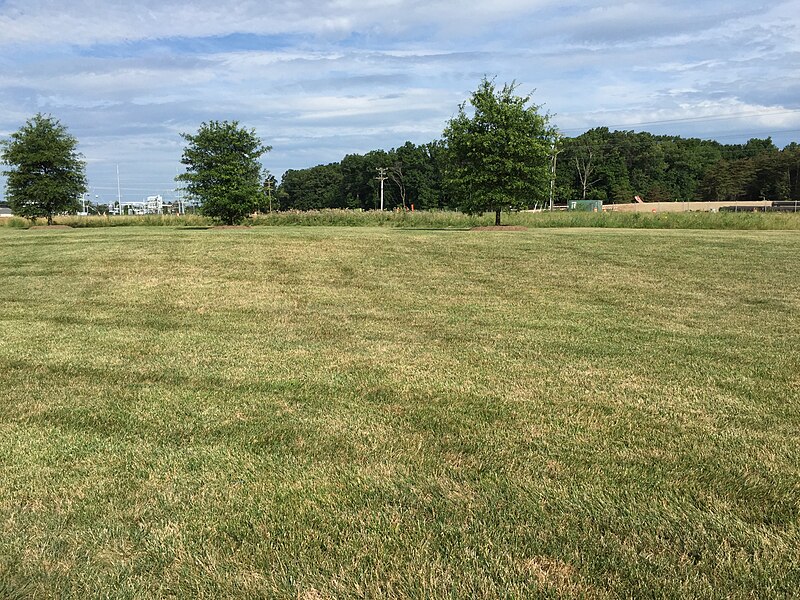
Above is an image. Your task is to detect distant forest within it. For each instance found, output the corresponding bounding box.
[276,128,800,210]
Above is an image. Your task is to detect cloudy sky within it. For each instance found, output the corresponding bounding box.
[1,0,799,203]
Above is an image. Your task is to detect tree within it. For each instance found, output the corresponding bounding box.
[177,120,271,225]
[278,163,343,210]
[784,143,800,201]
[340,153,372,209]
[388,162,407,210]
[1,114,86,225]
[393,141,442,209]
[442,78,554,225]
[574,147,601,200]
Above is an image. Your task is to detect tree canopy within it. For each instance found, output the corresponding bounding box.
[1,113,86,225]
[554,130,800,204]
[277,131,798,211]
[177,120,271,224]
[442,78,554,225]
[275,143,449,212]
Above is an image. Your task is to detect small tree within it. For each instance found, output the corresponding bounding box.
[177,121,271,225]
[443,78,554,225]
[1,114,86,225]
[575,147,601,200]
[388,162,407,210]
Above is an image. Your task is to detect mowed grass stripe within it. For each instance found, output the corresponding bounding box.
[0,226,798,598]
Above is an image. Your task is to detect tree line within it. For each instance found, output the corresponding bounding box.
[279,129,800,211]
[278,142,449,212]
[557,129,800,204]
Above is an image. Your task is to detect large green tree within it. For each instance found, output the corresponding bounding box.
[279,163,343,210]
[1,114,86,225]
[177,121,271,224]
[442,78,554,225]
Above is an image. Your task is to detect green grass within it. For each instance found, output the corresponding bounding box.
[0,226,798,598]
[56,213,212,228]
[251,208,800,230]
[3,208,799,230]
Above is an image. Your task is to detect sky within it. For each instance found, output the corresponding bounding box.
[1,0,799,204]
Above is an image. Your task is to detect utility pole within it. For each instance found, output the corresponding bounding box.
[375,167,388,211]
[116,164,122,214]
[174,167,183,215]
[175,186,183,215]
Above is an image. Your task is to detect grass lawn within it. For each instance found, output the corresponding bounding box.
[0,226,798,598]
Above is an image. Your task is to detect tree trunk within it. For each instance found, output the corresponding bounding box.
[47,213,53,226]
[495,208,501,226]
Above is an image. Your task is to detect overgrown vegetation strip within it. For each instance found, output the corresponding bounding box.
[2,209,800,230]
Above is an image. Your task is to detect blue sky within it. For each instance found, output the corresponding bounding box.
[1,0,799,204]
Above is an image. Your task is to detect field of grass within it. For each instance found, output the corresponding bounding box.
[0,225,798,598]
[249,208,800,231]
[3,208,800,231]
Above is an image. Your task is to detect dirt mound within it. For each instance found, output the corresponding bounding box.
[471,225,528,231]
[28,225,72,230]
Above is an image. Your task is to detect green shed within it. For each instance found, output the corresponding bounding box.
[568,200,603,212]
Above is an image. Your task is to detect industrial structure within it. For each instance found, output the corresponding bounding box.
[109,195,165,215]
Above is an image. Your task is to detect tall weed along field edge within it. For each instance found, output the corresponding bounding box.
[2,208,800,230]
[0,226,798,598]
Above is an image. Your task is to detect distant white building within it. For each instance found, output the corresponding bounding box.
[145,195,163,214]
[112,195,164,215]
[0,207,13,218]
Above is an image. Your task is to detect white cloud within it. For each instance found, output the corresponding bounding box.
[0,0,556,45]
